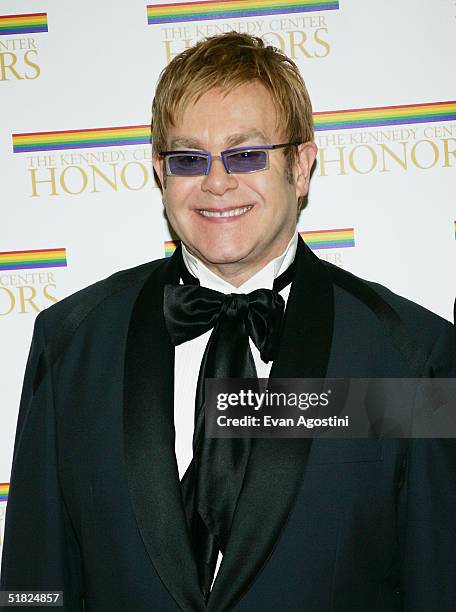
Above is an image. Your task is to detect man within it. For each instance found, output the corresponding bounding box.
[1,32,455,611]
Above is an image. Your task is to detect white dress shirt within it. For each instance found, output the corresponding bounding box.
[173,233,298,584]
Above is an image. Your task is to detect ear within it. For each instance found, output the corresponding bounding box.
[294,141,318,198]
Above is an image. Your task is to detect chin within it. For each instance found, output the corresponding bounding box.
[194,241,252,266]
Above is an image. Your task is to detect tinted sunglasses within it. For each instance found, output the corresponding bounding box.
[159,143,299,177]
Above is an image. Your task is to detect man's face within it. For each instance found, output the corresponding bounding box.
[153,81,317,280]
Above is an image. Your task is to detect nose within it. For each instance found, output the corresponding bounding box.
[201,155,238,195]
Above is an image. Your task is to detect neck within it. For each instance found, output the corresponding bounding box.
[182,233,297,288]
[202,259,271,288]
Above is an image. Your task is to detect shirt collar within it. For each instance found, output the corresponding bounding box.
[181,233,298,294]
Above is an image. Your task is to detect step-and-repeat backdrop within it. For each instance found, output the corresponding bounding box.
[1,0,455,556]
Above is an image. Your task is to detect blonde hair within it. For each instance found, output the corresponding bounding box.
[152,32,314,207]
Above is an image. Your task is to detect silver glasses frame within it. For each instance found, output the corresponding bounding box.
[159,142,300,176]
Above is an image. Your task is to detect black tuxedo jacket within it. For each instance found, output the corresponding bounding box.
[1,238,456,611]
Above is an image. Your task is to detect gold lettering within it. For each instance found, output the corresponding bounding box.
[411,140,439,170]
[262,32,285,52]
[380,142,408,172]
[317,146,348,176]
[442,138,456,167]
[90,163,118,192]
[313,28,330,58]
[23,49,40,80]
[287,30,312,59]
[60,166,88,195]
[0,52,23,80]
[18,286,40,314]
[120,162,149,191]
[318,252,344,267]
[30,167,58,197]
[133,148,152,161]
[43,283,58,304]
[349,145,377,174]
[0,287,15,315]
[163,39,192,64]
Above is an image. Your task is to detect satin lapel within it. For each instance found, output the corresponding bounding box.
[207,237,335,612]
[123,249,205,612]
[272,235,335,380]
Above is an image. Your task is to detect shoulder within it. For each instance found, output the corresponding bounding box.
[35,257,167,342]
[324,259,452,331]
[322,259,455,375]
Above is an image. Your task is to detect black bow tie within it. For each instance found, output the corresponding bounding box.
[164,257,294,362]
[163,253,295,601]
[164,284,285,363]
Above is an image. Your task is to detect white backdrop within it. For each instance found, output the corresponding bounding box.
[1,0,455,555]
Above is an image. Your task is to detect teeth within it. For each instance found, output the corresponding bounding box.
[199,206,252,218]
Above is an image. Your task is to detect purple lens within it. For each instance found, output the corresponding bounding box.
[167,154,208,176]
[225,150,268,173]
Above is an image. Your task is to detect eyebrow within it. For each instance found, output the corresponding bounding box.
[168,129,269,151]
[168,137,203,150]
[225,129,269,148]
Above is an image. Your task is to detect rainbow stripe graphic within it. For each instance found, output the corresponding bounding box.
[165,240,179,258]
[454,220,456,240]
[147,0,339,24]
[12,100,456,153]
[12,126,151,153]
[314,101,456,131]
[164,228,354,257]
[0,13,48,36]
[0,248,67,271]
[300,228,354,249]
[0,483,9,503]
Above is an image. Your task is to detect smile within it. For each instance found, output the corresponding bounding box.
[197,205,253,218]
